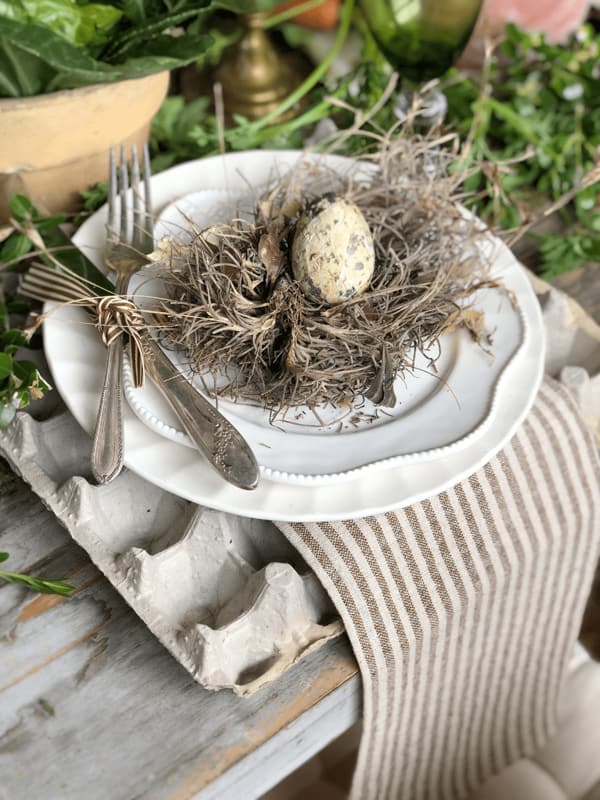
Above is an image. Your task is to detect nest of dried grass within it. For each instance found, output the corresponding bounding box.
[150,133,498,413]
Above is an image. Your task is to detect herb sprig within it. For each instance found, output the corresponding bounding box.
[0,193,108,429]
[0,552,75,596]
[0,204,51,428]
[443,23,600,277]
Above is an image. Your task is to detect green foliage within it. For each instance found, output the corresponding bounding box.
[442,23,600,272]
[0,272,51,429]
[536,231,600,280]
[87,20,600,280]
[0,194,117,429]
[0,0,215,96]
[0,199,52,425]
[4,194,112,291]
[0,0,123,49]
[0,551,75,595]
[0,294,50,430]
[150,59,397,164]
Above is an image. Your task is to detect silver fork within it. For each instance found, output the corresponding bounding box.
[90,144,151,484]
[90,146,260,490]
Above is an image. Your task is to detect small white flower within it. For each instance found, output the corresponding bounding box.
[563,83,584,101]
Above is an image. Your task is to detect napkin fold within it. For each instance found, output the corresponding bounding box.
[276,378,600,800]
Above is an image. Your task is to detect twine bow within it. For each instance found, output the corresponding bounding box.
[20,263,147,387]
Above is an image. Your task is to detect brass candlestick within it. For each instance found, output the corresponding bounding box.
[214,12,309,122]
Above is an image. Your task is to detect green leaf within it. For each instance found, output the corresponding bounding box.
[0,18,108,92]
[80,181,108,213]
[12,359,38,385]
[35,213,68,231]
[0,38,49,96]
[0,403,16,428]
[9,194,34,222]
[0,552,9,563]
[114,29,212,62]
[0,567,76,596]
[150,151,177,172]
[73,3,124,48]
[0,329,28,349]
[6,299,32,315]
[0,17,212,96]
[151,95,186,143]
[0,233,33,265]
[0,1,27,21]
[213,0,280,12]
[121,0,152,24]
[0,352,13,380]
[100,3,211,61]
[13,0,123,49]
[38,225,114,294]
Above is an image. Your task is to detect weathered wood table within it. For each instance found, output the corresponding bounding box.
[0,466,361,800]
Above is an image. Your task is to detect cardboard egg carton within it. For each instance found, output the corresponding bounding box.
[0,409,342,696]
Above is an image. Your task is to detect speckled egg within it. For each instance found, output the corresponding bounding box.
[291,196,375,305]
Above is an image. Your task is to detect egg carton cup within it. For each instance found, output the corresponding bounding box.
[528,271,600,445]
[0,409,343,696]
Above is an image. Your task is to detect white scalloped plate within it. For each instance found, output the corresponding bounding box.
[121,164,527,486]
[43,150,545,520]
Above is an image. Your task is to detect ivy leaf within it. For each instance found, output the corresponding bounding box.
[35,213,68,231]
[0,233,32,264]
[0,352,13,380]
[12,359,39,386]
[9,194,35,222]
[0,329,28,349]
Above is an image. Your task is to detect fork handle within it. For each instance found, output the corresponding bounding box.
[90,276,128,484]
[144,338,260,491]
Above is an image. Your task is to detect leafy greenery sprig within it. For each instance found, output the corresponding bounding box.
[443,22,600,278]
[0,194,103,598]
[0,199,53,429]
[0,552,75,596]
[0,193,113,429]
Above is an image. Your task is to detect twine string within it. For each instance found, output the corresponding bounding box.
[95,295,146,386]
[20,262,148,387]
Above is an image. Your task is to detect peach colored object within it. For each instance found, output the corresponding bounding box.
[271,0,340,30]
[0,71,169,221]
[460,0,591,69]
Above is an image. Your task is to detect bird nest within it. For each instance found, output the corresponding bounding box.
[149,134,500,414]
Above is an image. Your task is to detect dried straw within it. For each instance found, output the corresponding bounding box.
[150,132,498,412]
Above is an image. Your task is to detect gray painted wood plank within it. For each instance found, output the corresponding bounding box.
[0,469,360,800]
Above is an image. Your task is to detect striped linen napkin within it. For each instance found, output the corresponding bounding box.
[276,378,600,800]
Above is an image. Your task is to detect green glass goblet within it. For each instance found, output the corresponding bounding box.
[359,0,483,81]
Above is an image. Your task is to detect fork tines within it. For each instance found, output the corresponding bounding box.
[107,143,154,255]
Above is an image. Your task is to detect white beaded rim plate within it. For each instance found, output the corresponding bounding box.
[121,161,528,487]
[43,150,545,520]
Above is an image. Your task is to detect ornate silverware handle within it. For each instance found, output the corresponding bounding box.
[143,337,260,491]
[90,273,128,485]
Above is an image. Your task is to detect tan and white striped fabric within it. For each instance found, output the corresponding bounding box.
[277,379,600,800]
